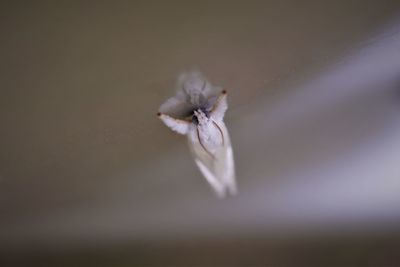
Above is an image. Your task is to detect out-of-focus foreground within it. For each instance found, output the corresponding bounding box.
[1,1,400,266]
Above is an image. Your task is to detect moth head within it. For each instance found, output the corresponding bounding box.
[192,109,209,126]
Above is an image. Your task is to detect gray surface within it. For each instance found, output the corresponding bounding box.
[1,1,400,265]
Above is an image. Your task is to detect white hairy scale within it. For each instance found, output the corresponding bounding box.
[194,110,223,154]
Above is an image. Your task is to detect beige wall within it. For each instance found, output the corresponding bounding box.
[1,1,400,265]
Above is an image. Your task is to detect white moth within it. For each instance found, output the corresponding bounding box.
[158,71,237,198]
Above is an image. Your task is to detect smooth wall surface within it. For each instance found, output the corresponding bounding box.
[1,1,400,265]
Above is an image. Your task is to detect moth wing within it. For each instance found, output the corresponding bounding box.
[210,91,228,122]
[187,123,237,197]
[214,122,237,196]
[158,113,190,135]
[159,94,193,118]
[194,158,226,198]
[187,127,225,197]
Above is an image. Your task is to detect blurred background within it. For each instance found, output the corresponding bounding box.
[1,0,400,266]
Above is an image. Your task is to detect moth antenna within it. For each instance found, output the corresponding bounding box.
[212,120,225,146]
[196,127,214,158]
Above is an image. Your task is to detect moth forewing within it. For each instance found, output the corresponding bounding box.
[158,113,190,135]
[158,95,193,118]
[187,126,225,197]
[211,90,237,195]
[216,121,237,196]
[187,119,237,198]
[194,158,226,198]
[210,90,228,122]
